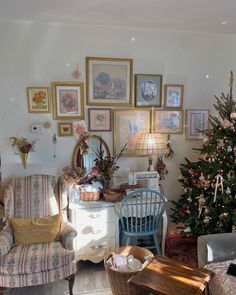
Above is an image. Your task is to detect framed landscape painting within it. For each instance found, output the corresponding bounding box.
[114,109,151,156]
[186,109,209,139]
[153,110,183,134]
[86,57,133,106]
[27,87,50,113]
[135,74,162,107]
[88,108,112,132]
[164,84,184,108]
[52,82,84,120]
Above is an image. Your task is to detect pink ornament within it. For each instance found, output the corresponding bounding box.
[230,112,236,120]
[222,119,232,128]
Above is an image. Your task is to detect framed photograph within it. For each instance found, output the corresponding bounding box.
[52,82,84,120]
[58,122,73,137]
[153,110,183,134]
[164,84,184,108]
[27,87,50,113]
[114,109,151,156]
[88,108,112,132]
[86,56,133,106]
[135,74,162,107]
[186,109,209,139]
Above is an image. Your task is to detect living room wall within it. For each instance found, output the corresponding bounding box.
[1,20,236,202]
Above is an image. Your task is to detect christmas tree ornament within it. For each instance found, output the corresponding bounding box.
[222,119,232,128]
[214,174,224,202]
[198,195,206,217]
[202,136,209,144]
[226,187,231,195]
[203,216,211,224]
[230,112,236,119]
[227,146,233,152]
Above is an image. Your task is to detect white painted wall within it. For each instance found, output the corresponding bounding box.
[0,21,236,202]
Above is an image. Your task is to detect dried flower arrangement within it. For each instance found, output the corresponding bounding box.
[9,137,37,154]
[62,166,85,187]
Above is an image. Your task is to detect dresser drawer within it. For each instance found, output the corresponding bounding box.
[86,237,116,255]
[71,206,116,224]
[76,222,116,239]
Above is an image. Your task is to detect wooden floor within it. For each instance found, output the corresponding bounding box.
[4,261,112,295]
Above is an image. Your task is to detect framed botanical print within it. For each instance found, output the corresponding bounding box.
[153,110,183,134]
[27,87,50,113]
[86,56,133,106]
[114,109,151,156]
[164,84,184,108]
[58,122,73,136]
[186,109,209,139]
[52,82,84,120]
[135,74,162,107]
[88,108,112,132]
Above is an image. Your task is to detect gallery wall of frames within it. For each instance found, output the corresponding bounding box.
[26,56,209,157]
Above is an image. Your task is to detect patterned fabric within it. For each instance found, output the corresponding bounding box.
[0,242,75,275]
[0,175,77,288]
[205,258,236,295]
[0,226,13,256]
[61,222,77,250]
[0,261,76,288]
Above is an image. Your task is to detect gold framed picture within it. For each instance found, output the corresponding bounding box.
[86,56,133,106]
[164,84,184,108]
[186,109,209,140]
[153,109,183,134]
[114,108,151,156]
[57,122,73,137]
[27,87,50,113]
[52,81,84,120]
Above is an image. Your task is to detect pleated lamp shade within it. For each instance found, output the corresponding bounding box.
[135,133,168,171]
[135,133,168,156]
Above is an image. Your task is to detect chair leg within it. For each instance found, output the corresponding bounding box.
[65,273,75,295]
[126,235,131,246]
[153,233,161,255]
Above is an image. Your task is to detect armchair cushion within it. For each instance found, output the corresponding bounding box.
[0,241,75,275]
[0,226,14,256]
[61,221,77,250]
[11,214,62,245]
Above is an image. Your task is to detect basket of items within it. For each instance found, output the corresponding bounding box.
[80,183,101,201]
[104,246,154,295]
[103,189,124,203]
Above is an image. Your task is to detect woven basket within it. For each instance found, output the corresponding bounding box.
[103,189,124,203]
[80,191,100,201]
[104,246,153,295]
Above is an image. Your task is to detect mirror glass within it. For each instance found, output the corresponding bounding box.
[72,135,111,175]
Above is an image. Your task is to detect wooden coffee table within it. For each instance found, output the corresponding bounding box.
[128,255,213,295]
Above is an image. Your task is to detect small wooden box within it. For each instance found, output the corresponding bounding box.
[80,191,100,201]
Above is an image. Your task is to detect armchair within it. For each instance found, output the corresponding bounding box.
[0,175,77,294]
[198,233,236,295]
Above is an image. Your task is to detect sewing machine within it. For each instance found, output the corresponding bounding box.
[128,171,160,191]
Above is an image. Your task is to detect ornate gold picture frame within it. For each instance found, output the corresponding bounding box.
[27,87,50,113]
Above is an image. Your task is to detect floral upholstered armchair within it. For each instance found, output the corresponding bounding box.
[0,175,77,294]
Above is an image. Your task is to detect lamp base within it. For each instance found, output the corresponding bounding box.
[147,156,154,171]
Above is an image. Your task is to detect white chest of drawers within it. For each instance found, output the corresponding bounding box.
[69,201,119,263]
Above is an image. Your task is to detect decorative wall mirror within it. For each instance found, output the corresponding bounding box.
[72,135,111,175]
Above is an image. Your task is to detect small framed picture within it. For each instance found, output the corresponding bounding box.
[58,122,73,137]
[135,74,162,107]
[153,110,183,134]
[27,87,50,113]
[186,109,209,140]
[52,81,84,120]
[164,84,184,108]
[86,57,133,106]
[88,108,112,132]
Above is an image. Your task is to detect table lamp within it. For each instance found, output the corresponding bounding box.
[135,133,168,171]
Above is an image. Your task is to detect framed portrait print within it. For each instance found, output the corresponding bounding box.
[58,122,73,137]
[27,87,50,113]
[114,109,151,156]
[164,84,184,108]
[153,110,183,134]
[88,108,112,132]
[52,82,84,120]
[186,109,209,139]
[135,74,162,107]
[86,56,133,106]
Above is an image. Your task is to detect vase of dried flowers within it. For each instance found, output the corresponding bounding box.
[91,141,127,191]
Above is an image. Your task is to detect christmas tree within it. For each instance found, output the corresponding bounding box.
[171,72,236,235]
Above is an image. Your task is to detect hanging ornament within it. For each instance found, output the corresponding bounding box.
[219,212,229,220]
[230,112,236,120]
[227,170,235,180]
[202,136,209,144]
[217,139,225,148]
[227,146,233,152]
[199,173,205,181]
[198,195,206,217]
[214,174,224,202]
[187,195,192,203]
[72,63,82,80]
[165,134,174,158]
[52,133,57,158]
[203,216,211,224]
[226,187,231,195]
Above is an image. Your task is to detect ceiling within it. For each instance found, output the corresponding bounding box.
[0,0,236,35]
